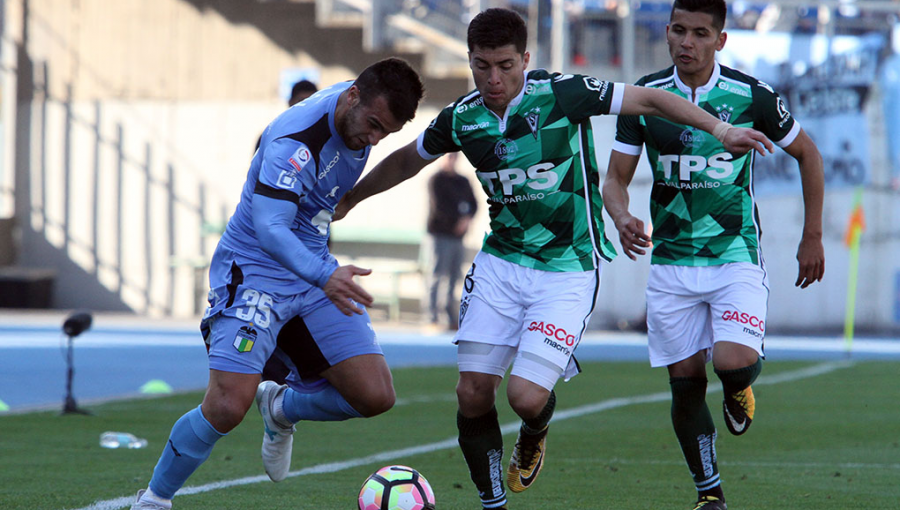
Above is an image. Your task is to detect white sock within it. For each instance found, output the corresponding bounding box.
[271,386,293,428]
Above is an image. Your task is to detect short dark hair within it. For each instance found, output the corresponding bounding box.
[353,57,424,123]
[671,0,727,32]
[467,8,527,54]
[290,80,317,98]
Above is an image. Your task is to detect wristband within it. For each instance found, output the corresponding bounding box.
[712,122,733,143]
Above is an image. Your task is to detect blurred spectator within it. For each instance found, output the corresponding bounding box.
[287,79,318,106]
[426,152,477,330]
[256,79,319,152]
[568,1,587,66]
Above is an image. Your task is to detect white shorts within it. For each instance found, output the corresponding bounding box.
[646,262,768,368]
[455,251,602,387]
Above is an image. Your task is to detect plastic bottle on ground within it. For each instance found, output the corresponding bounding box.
[99,431,148,449]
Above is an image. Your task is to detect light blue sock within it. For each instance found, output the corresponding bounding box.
[282,384,363,423]
[149,405,226,499]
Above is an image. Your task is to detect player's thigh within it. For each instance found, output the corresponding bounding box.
[277,293,382,386]
[707,262,768,357]
[457,341,517,378]
[322,353,394,416]
[456,342,514,414]
[203,286,298,374]
[456,252,527,345]
[515,268,600,388]
[646,265,714,368]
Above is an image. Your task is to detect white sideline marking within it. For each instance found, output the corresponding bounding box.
[394,394,458,406]
[68,361,852,510]
[601,458,900,470]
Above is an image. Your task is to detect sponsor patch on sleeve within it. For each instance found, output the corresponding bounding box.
[278,143,312,189]
[287,144,312,172]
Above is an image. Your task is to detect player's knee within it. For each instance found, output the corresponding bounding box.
[456,378,496,416]
[201,375,258,432]
[508,390,548,420]
[712,341,759,371]
[201,394,254,432]
[355,385,396,417]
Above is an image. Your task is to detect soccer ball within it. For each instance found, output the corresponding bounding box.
[358,465,436,510]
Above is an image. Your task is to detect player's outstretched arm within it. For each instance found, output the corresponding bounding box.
[603,150,651,260]
[619,85,775,156]
[335,140,431,221]
[253,196,375,314]
[254,194,336,287]
[323,265,375,315]
[783,129,825,288]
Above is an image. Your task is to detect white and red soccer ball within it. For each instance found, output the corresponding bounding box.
[358,465,436,510]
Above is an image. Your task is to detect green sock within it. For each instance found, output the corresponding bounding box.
[670,377,721,493]
[715,357,762,395]
[522,389,556,434]
[457,407,507,509]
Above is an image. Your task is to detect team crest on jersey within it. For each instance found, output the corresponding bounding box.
[716,104,734,123]
[494,138,519,161]
[680,128,707,148]
[233,325,258,353]
[525,110,541,140]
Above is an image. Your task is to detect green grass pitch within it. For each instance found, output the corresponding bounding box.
[1,360,897,509]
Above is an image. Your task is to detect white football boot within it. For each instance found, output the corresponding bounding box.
[256,380,296,482]
[130,489,171,509]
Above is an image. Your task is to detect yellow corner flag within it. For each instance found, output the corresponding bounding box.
[843,188,865,353]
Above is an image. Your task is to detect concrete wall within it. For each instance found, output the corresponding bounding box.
[4,0,469,316]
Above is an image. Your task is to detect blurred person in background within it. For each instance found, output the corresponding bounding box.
[130,58,423,510]
[287,79,319,106]
[426,152,478,330]
[602,1,824,509]
[256,79,320,152]
[336,8,771,509]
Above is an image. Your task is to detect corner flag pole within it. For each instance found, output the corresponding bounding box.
[843,188,865,354]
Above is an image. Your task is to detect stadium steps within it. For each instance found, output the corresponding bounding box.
[186,0,470,106]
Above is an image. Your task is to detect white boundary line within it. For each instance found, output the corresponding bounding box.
[599,458,900,470]
[68,361,853,510]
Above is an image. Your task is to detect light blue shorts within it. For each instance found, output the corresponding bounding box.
[200,264,381,383]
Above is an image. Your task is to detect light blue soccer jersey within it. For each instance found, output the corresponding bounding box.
[208,81,369,302]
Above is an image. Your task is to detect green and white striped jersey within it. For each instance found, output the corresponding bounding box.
[418,69,621,272]
[614,63,800,267]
